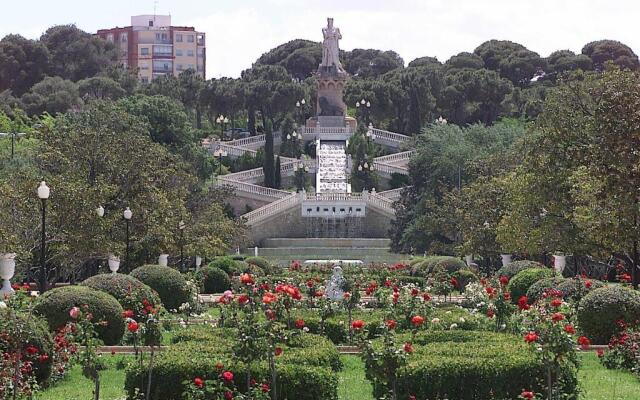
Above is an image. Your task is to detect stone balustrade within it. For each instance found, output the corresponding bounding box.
[372,161,409,176]
[374,150,414,165]
[243,192,302,226]
[378,187,406,201]
[217,180,291,201]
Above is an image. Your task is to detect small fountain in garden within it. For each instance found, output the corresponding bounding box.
[325,265,345,300]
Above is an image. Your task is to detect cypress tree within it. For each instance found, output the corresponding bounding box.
[263,120,275,187]
[274,156,282,189]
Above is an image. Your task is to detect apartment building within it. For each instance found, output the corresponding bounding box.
[97,15,206,82]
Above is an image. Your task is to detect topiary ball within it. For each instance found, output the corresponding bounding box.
[207,256,240,274]
[526,277,567,303]
[34,286,125,345]
[452,268,479,292]
[245,256,278,275]
[82,273,162,320]
[507,268,555,303]
[577,285,640,344]
[496,260,544,279]
[556,278,605,303]
[0,311,54,383]
[130,265,192,311]
[434,257,467,274]
[198,266,232,294]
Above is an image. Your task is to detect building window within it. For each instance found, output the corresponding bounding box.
[187,35,194,43]
[155,33,160,41]
[148,20,153,27]
[141,47,149,55]
[188,64,194,70]
[153,60,173,71]
[176,34,183,42]
[140,63,149,70]
[106,33,114,42]
[187,49,194,57]
[153,45,172,57]
[120,33,127,42]
[177,64,183,71]
[175,49,183,57]
[197,48,204,57]
[142,76,149,83]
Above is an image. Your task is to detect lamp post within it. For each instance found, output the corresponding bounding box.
[355,99,371,125]
[216,115,229,139]
[37,181,50,292]
[295,98,306,125]
[178,220,186,271]
[123,207,132,272]
[0,131,27,159]
[213,147,228,175]
[293,162,309,191]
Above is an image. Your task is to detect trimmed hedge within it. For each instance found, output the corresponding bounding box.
[198,266,231,294]
[82,273,162,319]
[33,286,124,345]
[452,268,478,292]
[207,256,240,274]
[125,328,339,400]
[507,268,555,303]
[557,278,605,302]
[577,286,640,344]
[526,277,566,303]
[245,256,279,275]
[434,257,466,274]
[496,260,543,279]
[367,330,577,400]
[0,311,54,383]
[130,265,191,311]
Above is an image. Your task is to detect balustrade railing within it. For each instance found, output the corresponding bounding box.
[374,150,414,165]
[243,193,302,226]
[372,161,409,176]
[370,128,412,144]
[217,180,291,200]
[378,187,406,201]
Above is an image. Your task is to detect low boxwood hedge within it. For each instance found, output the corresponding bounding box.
[82,273,162,320]
[125,328,339,400]
[245,256,279,275]
[496,260,543,279]
[130,265,192,311]
[366,330,577,400]
[577,285,640,344]
[33,285,124,345]
[197,266,231,294]
[207,256,241,274]
[507,268,555,303]
[0,310,54,383]
[557,278,605,302]
[526,277,567,303]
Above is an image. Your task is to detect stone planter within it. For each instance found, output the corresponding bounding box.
[500,254,512,267]
[108,255,120,274]
[158,254,169,267]
[0,253,17,296]
[554,255,566,274]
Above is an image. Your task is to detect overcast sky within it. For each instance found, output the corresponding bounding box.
[1,0,638,78]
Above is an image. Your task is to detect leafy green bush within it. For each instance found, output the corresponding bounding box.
[557,278,605,302]
[0,311,54,383]
[452,268,478,291]
[207,256,241,274]
[366,330,577,400]
[33,286,124,345]
[245,256,279,275]
[507,268,555,303]
[82,273,161,319]
[526,277,567,303]
[124,329,339,400]
[496,260,543,279]
[434,257,466,274]
[198,266,231,294]
[130,265,192,311]
[577,286,640,344]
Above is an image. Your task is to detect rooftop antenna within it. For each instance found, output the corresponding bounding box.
[153,0,158,21]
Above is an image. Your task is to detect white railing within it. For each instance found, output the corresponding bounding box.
[373,162,409,176]
[371,128,412,145]
[299,127,354,134]
[374,151,414,165]
[378,187,406,201]
[364,191,396,216]
[221,167,263,182]
[304,192,364,202]
[243,193,302,226]
[217,180,291,200]
[226,134,265,148]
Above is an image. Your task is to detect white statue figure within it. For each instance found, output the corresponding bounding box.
[325,265,345,300]
[321,18,345,72]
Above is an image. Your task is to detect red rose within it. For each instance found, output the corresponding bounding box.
[450,277,459,288]
[122,310,135,318]
[524,331,539,343]
[564,324,576,334]
[411,315,425,327]
[518,296,530,311]
[306,280,314,288]
[486,309,495,318]
[499,275,509,286]
[343,292,351,299]
[404,342,413,353]
[261,383,270,393]
[127,320,139,333]
[315,290,324,297]
[215,362,224,370]
[194,377,204,388]
[422,293,432,302]
[262,292,277,304]
[265,309,276,321]
[409,396,417,400]
[237,294,249,305]
[550,298,563,308]
[385,320,397,330]
[597,349,604,358]
[384,280,391,288]
[411,288,419,296]
[585,280,592,289]
[240,273,254,285]
[352,320,365,330]
[578,336,591,349]
[224,391,233,400]
[275,347,283,356]
[26,345,39,355]
[520,391,535,399]
[503,292,511,301]
[38,354,49,363]
[222,371,234,382]
[295,319,305,329]
[551,313,565,322]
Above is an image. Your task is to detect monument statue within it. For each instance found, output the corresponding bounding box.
[325,265,345,300]
[321,18,345,73]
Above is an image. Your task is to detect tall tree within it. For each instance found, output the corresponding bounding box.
[582,40,640,71]
[274,156,282,189]
[21,76,81,115]
[263,120,275,188]
[0,34,50,96]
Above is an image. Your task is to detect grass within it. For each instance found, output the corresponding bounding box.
[337,355,374,400]
[579,352,640,400]
[33,349,640,400]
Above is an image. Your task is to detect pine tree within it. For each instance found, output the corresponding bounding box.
[274,156,282,189]
[263,120,275,187]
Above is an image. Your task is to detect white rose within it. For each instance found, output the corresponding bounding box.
[459,317,466,323]
[0,301,6,309]
[450,323,458,329]
[431,318,440,324]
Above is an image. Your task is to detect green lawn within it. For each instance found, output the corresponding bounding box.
[33,350,640,400]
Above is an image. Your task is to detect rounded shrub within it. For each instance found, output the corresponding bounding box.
[0,311,54,383]
[207,256,240,274]
[526,277,567,303]
[452,268,479,292]
[434,257,466,274]
[82,273,162,319]
[130,264,191,311]
[507,268,555,303]
[496,260,543,279]
[245,256,274,273]
[577,286,640,344]
[33,286,124,345]
[411,259,431,277]
[557,278,605,302]
[198,266,231,294]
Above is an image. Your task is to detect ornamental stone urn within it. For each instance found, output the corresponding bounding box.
[158,254,169,267]
[500,254,512,267]
[108,255,120,274]
[0,253,17,296]
[553,254,566,274]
